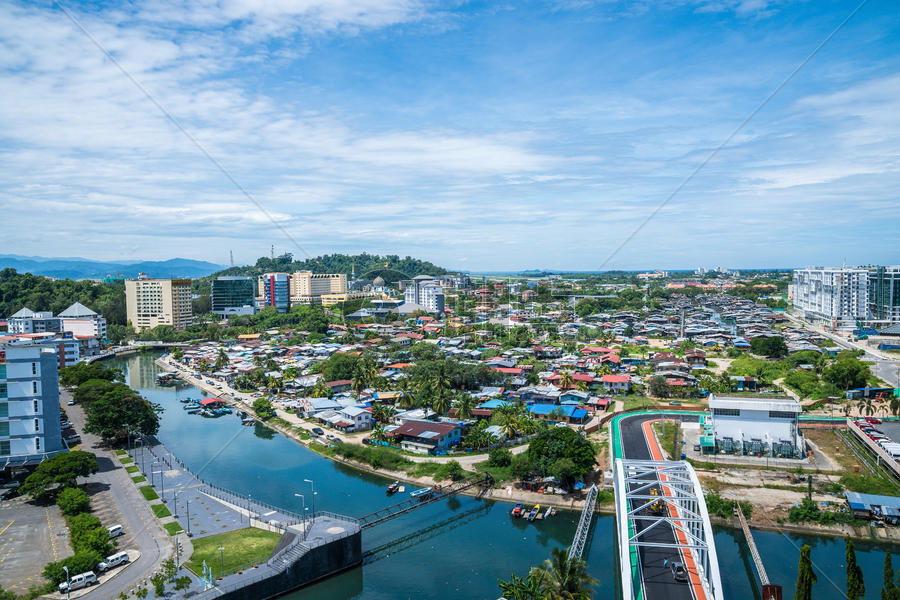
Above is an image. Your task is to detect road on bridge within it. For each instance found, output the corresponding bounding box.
[620,412,702,600]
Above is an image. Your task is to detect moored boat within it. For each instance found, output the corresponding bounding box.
[511,503,523,518]
[527,505,540,521]
[386,481,400,495]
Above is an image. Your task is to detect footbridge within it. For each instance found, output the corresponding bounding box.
[356,475,493,529]
[613,412,724,600]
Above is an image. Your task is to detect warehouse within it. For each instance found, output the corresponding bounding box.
[708,394,804,458]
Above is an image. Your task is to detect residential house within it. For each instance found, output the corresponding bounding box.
[388,419,461,454]
[600,374,631,393]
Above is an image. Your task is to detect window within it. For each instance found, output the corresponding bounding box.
[31,362,37,375]
[769,411,796,419]
[712,408,740,417]
[33,399,38,413]
[32,381,38,394]
[0,441,9,455]
[0,383,6,398]
[35,437,40,451]
[34,418,40,431]
[0,422,8,436]
[0,402,7,418]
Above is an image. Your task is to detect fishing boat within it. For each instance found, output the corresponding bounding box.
[183,403,200,410]
[179,397,193,404]
[242,418,256,426]
[386,481,400,495]
[527,505,540,521]
[511,503,523,518]
[543,506,556,519]
[187,408,201,414]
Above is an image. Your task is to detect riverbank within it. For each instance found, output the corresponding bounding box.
[150,355,900,541]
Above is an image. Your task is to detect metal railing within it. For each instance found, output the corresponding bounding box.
[568,484,598,560]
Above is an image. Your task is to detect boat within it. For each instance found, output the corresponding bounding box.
[386,481,400,495]
[183,403,200,410]
[410,488,433,501]
[527,505,540,521]
[180,397,192,404]
[187,408,201,414]
[511,503,523,518]
[543,506,556,519]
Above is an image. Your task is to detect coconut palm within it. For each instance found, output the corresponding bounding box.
[371,424,388,443]
[558,371,574,390]
[576,380,589,393]
[215,349,228,371]
[453,392,476,420]
[857,397,875,417]
[371,403,393,424]
[531,546,598,600]
[497,571,545,600]
[891,397,900,418]
[432,391,451,416]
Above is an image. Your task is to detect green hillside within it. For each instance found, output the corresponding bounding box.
[194,253,451,293]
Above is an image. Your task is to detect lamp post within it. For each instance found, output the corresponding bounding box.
[63,566,70,600]
[186,498,192,536]
[294,493,306,538]
[218,546,225,579]
[303,478,317,516]
[172,490,179,518]
[152,468,165,502]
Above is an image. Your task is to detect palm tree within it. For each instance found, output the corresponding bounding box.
[214,349,228,371]
[891,397,900,418]
[559,371,574,390]
[371,424,388,443]
[432,391,450,416]
[497,572,545,600]
[576,380,589,393]
[453,392,475,420]
[371,403,392,424]
[531,546,598,600]
[197,358,209,373]
[857,397,875,417]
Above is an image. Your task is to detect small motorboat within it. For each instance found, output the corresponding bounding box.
[187,408,201,414]
[410,488,433,501]
[511,503,523,518]
[527,505,540,521]
[386,481,401,495]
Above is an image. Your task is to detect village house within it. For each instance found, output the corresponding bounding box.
[387,419,461,454]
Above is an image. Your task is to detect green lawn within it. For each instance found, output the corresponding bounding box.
[132,476,147,484]
[115,450,127,456]
[474,460,514,487]
[119,457,133,464]
[652,421,681,459]
[152,504,172,518]
[139,485,159,501]
[184,527,283,577]
[125,465,139,473]
[164,521,184,536]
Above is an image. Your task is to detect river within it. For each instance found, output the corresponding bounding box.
[113,352,896,599]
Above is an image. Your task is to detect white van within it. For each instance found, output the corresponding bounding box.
[58,571,97,592]
[97,551,130,572]
[107,524,124,539]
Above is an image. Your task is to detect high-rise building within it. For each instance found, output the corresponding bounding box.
[0,342,64,468]
[792,267,869,325]
[290,271,347,304]
[211,276,256,315]
[125,274,193,332]
[257,273,291,313]
[403,275,445,314]
[868,266,900,324]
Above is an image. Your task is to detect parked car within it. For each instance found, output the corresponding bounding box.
[60,421,73,430]
[63,434,81,445]
[58,571,97,593]
[97,551,130,572]
[866,417,883,424]
[311,427,325,436]
[107,524,124,539]
[67,398,76,406]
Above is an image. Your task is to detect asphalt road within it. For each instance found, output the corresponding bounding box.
[64,388,173,599]
[619,413,701,600]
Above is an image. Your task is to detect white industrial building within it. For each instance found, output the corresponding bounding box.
[708,394,804,458]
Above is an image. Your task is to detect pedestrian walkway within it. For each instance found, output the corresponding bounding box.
[131,438,307,540]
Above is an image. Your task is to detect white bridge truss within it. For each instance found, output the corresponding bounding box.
[615,459,724,600]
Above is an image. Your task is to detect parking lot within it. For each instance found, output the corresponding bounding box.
[0,495,72,593]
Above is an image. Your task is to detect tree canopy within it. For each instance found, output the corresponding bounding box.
[525,427,596,483]
[20,451,99,499]
[750,336,788,359]
[59,362,122,387]
[0,268,125,325]
[80,382,160,443]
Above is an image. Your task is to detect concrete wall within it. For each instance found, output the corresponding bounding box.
[215,531,362,600]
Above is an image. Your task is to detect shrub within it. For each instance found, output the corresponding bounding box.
[67,513,113,556]
[488,447,513,468]
[57,487,91,516]
[42,551,102,585]
[434,460,465,481]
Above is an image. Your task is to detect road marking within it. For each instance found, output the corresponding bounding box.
[0,520,13,537]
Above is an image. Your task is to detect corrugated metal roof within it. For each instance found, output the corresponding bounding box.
[844,491,900,511]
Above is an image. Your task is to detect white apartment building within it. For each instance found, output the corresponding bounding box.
[403,275,445,314]
[1,343,64,468]
[792,267,869,326]
[7,308,60,334]
[125,275,193,332]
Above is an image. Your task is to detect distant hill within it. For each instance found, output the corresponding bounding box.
[194,252,451,292]
[0,255,225,280]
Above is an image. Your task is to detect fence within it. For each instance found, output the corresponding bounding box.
[847,418,900,480]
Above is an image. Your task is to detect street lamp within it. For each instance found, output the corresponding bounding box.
[218,546,225,579]
[186,498,192,536]
[294,493,306,536]
[152,468,165,502]
[172,490,179,517]
[303,478,317,516]
[62,566,70,600]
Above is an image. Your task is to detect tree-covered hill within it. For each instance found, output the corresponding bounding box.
[0,268,126,324]
[194,253,451,292]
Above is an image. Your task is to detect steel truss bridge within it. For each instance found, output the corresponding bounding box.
[357,475,493,529]
[615,458,724,600]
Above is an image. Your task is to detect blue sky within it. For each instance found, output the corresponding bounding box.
[1,0,898,271]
